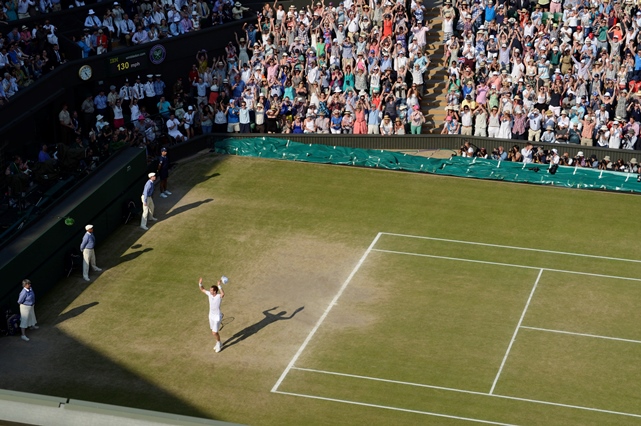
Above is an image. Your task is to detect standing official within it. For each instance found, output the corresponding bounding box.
[157,147,171,198]
[141,172,157,230]
[17,279,38,341]
[80,224,102,282]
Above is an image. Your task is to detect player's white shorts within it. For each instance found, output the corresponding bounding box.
[209,314,222,332]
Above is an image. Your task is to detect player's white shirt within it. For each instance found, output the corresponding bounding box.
[207,292,222,320]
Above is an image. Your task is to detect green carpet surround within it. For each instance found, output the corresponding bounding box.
[214,137,641,194]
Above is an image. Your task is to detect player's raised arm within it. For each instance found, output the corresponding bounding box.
[217,280,225,298]
[198,278,208,294]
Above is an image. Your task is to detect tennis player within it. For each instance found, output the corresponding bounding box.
[199,277,225,353]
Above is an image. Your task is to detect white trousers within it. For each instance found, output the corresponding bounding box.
[83,248,97,279]
[141,196,155,227]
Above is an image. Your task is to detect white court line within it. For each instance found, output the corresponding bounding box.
[270,232,382,393]
[381,232,641,264]
[490,269,544,395]
[272,390,518,426]
[520,326,641,345]
[371,249,641,283]
[290,367,641,420]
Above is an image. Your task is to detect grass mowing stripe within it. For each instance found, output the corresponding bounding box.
[371,249,641,283]
[490,269,544,395]
[519,326,641,345]
[273,390,518,426]
[271,232,383,393]
[291,367,641,421]
[381,233,641,264]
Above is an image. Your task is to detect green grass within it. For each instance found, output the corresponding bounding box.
[6,154,641,426]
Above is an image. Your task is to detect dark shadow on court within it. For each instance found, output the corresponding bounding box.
[116,248,153,265]
[55,301,99,325]
[163,198,214,220]
[223,306,304,350]
[202,173,220,182]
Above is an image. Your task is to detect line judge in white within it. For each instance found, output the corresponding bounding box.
[199,277,225,353]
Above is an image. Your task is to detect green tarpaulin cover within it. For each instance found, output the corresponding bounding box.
[214,137,641,194]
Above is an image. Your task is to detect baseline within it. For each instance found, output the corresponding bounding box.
[271,232,383,393]
[272,390,518,426]
[290,367,641,420]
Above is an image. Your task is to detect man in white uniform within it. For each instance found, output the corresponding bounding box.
[199,277,225,352]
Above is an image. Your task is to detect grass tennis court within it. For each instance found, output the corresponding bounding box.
[1,154,641,425]
[276,233,641,425]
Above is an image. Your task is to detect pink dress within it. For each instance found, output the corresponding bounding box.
[353,109,367,134]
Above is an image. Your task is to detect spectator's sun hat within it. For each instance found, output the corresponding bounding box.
[96,114,104,120]
[148,172,156,178]
[631,158,638,164]
[85,225,93,230]
[552,149,558,154]
[546,125,554,130]
[88,9,95,14]
[22,25,28,30]
[332,110,340,115]
[600,125,608,131]
[604,156,611,162]
[577,151,584,157]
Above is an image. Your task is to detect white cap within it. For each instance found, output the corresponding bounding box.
[85,224,93,230]
[552,148,558,153]
[148,172,156,178]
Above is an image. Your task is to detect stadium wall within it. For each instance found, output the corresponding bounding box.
[0,147,148,311]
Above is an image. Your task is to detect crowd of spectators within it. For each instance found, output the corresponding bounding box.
[440,0,641,152]
[150,0,432,136]
[3,71,174,208]
[0,0,250,102]
[75,0,246,55]
[0,21,67,103]
[457,139,641,173]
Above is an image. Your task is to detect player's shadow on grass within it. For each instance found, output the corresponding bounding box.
[116,247,153,265]
[223,306,304,350]
[54,301,99,325]
[163,198,214,219]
